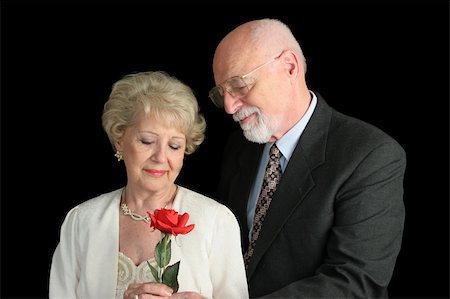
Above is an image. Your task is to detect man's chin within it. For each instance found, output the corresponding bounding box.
[242,129,270,144]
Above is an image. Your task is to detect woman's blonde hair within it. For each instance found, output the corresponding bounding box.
[102,71,206,155]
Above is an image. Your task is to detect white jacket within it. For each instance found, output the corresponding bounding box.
[50,186,249,299]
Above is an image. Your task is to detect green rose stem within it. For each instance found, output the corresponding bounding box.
[147,233,180,292]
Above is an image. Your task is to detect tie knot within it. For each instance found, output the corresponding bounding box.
[269,144,281,161]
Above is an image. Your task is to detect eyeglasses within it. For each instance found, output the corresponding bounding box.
[209,51,284,108]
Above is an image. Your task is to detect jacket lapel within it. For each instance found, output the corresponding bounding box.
[246,94,331,278]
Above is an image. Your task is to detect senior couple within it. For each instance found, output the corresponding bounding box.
[49,18,406,299]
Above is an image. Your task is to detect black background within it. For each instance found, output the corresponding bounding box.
[1,1,449,298]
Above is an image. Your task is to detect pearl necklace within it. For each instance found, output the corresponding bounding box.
[120,186,177,223]
[121,203,151,223]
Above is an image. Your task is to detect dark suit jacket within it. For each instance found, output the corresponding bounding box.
[217,93,406,298]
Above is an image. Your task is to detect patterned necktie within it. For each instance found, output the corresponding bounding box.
[244,143,282,269]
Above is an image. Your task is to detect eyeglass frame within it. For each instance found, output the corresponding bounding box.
[209,50,285,108]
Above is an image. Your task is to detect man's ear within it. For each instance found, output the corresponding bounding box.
[282,50,301,77]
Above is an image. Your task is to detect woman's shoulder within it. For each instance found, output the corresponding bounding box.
[176,186,237,220]
[70,188,122,217]
[177,186,222,207]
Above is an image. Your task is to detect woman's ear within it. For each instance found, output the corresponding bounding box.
[114,140,122,152]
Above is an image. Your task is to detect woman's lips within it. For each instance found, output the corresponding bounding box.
[144,169,167,176]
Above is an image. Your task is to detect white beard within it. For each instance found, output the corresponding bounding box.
[233,106,277,144]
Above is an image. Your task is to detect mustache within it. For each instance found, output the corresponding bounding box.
[233,106,260,122]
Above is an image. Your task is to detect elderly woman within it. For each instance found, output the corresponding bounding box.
[49,71,249,299]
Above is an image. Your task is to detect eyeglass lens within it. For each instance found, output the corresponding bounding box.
[209,77,250,108]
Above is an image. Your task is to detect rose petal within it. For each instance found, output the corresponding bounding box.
[178,213,189,227]
[172,224,195,235]
[148,209,195,236]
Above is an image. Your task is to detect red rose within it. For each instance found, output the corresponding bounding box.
[146,208,195,291]
[147,208,195,236]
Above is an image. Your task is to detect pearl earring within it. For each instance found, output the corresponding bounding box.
[114,150,123,161]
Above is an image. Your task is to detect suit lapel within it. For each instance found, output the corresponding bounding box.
[246,94,332,279]
[246,144,315,278]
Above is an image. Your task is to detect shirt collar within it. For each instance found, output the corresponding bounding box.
[273,91,317,160]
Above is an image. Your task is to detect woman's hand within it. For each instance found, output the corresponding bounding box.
[170,292,206,299]
[124,282,173,299]
[124,283,206,299]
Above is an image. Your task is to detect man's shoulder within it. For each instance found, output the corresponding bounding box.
[332,110,402,149]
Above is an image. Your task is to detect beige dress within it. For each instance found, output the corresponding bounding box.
[116,252,158,299]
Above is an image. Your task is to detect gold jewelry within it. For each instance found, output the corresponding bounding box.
[115,150,123,161]
[120,186,178,223]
